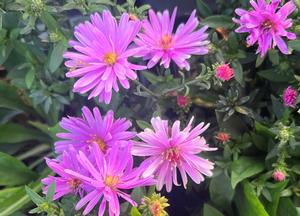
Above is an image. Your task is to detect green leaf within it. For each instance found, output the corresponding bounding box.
[268,50,279,65]
[258,69,294,82]
[209,172,234,211]
[234,181,269,216]
[136,120,151,130]
[256,55,266,68]
[142,71,163,84]
[232,61,243,85]
[277,197,298,216]
[196,0,212,18]
[0,175,46,216]
[0,152,37,186]
[25,67,35,88]
[0,80,33,113]
[48,41,67,73]
[46,182,56,202]
[231,156,264,189]
[203,204,224,216]
[263,181,288,216]
[0,123,45,144]
[0,187,22,204]
[25,186,44,205]
[130,207,142,216]
[288,40,300,52]
[201,15,234,29]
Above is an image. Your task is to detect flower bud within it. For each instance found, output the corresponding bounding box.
[272,170,286,182]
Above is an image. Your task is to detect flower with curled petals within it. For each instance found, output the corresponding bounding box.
[64,10,146,104]
[55,106,135,154]
[135,8,210,70]
[132,117,216,192]
[64,144,156,216]
[233,0,296,56]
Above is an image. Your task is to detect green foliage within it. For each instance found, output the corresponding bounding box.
[0,0,300,215]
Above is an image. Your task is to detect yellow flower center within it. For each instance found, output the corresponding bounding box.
[67,178,81,190]
[104,175,120,188]
[87,135,107,153]
[103,52,117,65]
[163,147,180,165]
[160,34,173,50]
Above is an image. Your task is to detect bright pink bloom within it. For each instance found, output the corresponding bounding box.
[135,8,210,70]
[177,95,190,108]
[215,64,234,81]
[132,117,216,192]
[272,170,286,182]
[65,144,155,216]
[233,0,296,56]
[42,148,87,200]
[283,86,298,108]
[55,106,135,154]
[64,10,146,104]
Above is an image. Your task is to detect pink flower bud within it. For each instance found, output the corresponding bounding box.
[283,86,298,108]
[177,95,190,108]
[215,64,234,81]
[272,170,286,182]
[215,132,230,143]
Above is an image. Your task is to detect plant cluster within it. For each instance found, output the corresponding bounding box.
[0,0,300,216]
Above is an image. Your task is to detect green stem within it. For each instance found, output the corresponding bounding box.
[133,79,160,98]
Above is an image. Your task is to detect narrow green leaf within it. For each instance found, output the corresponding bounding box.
[277,197,298,216]
[0,123,45,144]
[196,0,212,17]
[209,172,234,211]
[263,181,288,216]
[136,120,151,130]
[48,41,67,73]
[130,207,142,216]
[46,182,56,202]
[288,40,300,52]
[142,71,163,84]
[25,68,35,88]
[234,181,269,216]
[0,152,37,186]
[232,61,243,85]
[201,15,234,29]
[231,156,264,189]
[203,204,224,216]
[25,186,45,205]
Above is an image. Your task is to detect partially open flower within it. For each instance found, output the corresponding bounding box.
[177,95,191,108]
[140,193,169,216]
[215,64,234,81]
[283,86,298,108]
[272,170,286,182]
[215,132,230,143]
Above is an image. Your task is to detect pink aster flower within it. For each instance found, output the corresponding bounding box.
[135,8,210,70]
[65,144,156,216]
[64,10,146,104]
[132,117,216,192]
[283,86,298,108]
[42,148,87,200]
[55,106,135,154]
[272,170,286,182]
[215,64,234,81]
[233,0,296,56]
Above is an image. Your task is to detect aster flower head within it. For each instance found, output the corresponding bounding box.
[55,106,135,154]
[132,117,216,192]
[140,193,169,216]
[283,86,298,108]
[177,95,191,108]
[42,148,86,200]
[64,10,146,104]
[135,8,210,70]
[64,144,156,216]
[233,0,296,56]
[215,63,234,81]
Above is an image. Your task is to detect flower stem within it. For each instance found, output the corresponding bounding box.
[133,79,160,98]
